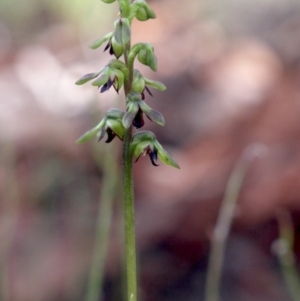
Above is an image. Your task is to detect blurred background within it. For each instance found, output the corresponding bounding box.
[1,0,300,300]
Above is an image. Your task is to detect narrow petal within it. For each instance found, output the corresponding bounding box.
[145,86,153,97]
[76,120,105,144]
[139,101,165,126]
[75,71,101,85]
[92,67,110,86]
[103,40,111,52]
[154,140,180,168]
[98,126,107,141]
[144,78,167,91]
[100,78,114,93]
[89,32,113,49]
[122,102,139,129]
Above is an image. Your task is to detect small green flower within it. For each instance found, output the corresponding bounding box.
[92,67,124,93]
[122,92,165,129]
[131,69,167,100]
[76,109,125,144]
[129,43,157,71]
[133,0,156,21]
[130,131,180,168]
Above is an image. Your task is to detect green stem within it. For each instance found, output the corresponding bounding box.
[276,210,300,301]
[204,159,248,301]
[119,1,137,300]
[204,144,266,301]
[122,126,137,301]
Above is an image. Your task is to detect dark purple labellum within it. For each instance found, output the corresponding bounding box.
[145,86,153,97]
[149,149,159,166]
[132,109,145,129]
[104,41,110,52]
[100,78,114,93]
[105,128,116,143]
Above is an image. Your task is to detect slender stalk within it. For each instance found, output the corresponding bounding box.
[85,144,119,301]
[120,1,137,300]
[122,126,137,301]
[275,210,300,301]
[204,144,267,301]
[0,143,20,301]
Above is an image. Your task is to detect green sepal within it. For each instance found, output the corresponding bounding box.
[132,70,146,93]
[129,2,139,20]
[75,71,101,85]
[132,130,155,141]
[101,0,116,3]
[135,8,148,21]
[90,32,113,49]
[144,78,166,91]
[147,52,157,72]
[137,44,157,71]
[106,108,125,119]
[143,4,156,19]
[76,120,105,144]
[137,49,147,65]
[114,18,131,46]
[134,0,156,21]
[122,102,139,128]
[130,131,155,152]
[132,140,152,160]
[111,68,124,91]
[106,119,125,140]
[91,67,110,86]
[139,101,165,126]
[154,140,180,169]
[111,37,124,58]
[109,59,129,80]
[127,91,142,103]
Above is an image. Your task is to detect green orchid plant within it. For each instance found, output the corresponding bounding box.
[75,0,179,300]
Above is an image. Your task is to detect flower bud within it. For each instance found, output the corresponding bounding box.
[134,0,156,21]
[137,44,157,71]
[101,0,116,3]
[135,8,148,21]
